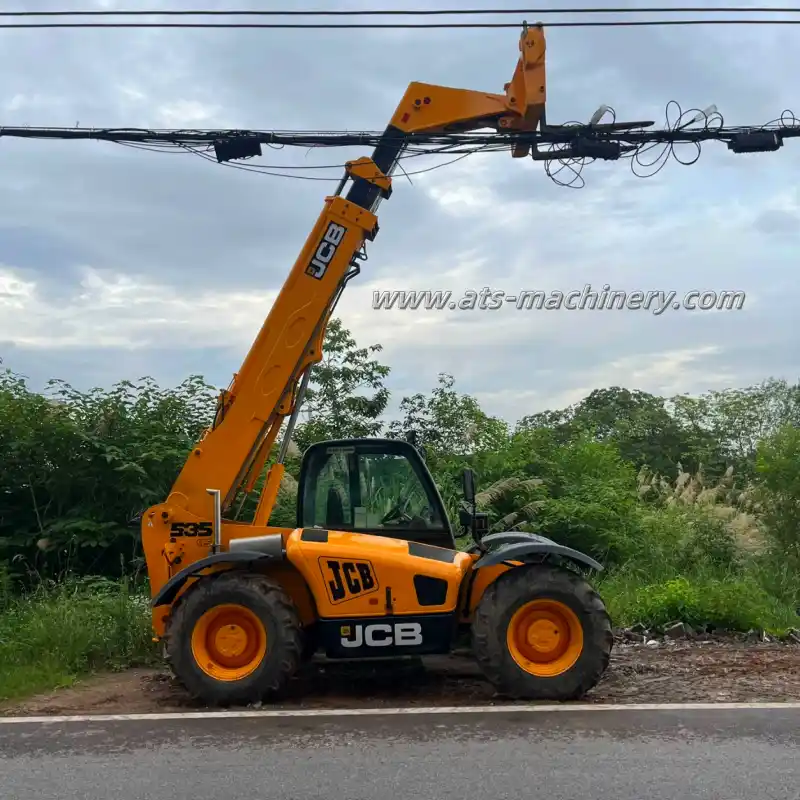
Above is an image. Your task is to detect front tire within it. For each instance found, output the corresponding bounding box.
[165,570,304,706]
[472,563,612,701]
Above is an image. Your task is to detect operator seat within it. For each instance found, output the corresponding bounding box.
[325,485,346,528]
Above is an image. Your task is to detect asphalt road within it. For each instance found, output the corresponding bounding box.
[1,707,799,800]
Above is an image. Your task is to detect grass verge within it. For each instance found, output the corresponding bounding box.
[0,576,157,703]
[592,503,800,635]
[598,567,799,634]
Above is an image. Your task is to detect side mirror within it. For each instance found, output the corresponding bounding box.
[461,468,476,505]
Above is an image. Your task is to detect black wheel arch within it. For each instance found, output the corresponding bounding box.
[151,550,281,608]
[474,532,604,573]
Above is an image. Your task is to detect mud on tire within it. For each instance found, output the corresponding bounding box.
[471,563,613,701]
[165,570,304,707]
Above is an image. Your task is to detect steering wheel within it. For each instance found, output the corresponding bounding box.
[380,496,413,526]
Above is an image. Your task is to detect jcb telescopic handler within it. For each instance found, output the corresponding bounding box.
[141,23,614,705]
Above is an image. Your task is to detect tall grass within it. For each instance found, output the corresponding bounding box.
[0,574,156,702]
[595,499,799,635]
[598,565,799,634]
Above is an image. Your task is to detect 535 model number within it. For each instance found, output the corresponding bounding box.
[170,522,213,538]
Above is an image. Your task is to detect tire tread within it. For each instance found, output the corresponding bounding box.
[471,563,613,700]
[164,569,304,706]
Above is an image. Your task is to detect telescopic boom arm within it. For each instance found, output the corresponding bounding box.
[140,23,547,598]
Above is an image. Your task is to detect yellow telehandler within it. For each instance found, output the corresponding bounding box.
[141,23,614,706]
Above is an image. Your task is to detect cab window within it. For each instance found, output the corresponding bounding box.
[300,445,447,535]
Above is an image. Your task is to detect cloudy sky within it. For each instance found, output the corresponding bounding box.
[1,0,798,425]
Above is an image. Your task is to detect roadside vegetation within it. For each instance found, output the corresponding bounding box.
[1,319,799,701]
[0,574,155,701]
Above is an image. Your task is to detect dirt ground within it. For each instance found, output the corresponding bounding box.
[3,635,800,716]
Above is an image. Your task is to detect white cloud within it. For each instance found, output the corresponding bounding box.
[586,345,737,395]
[0,265,277,351]
[0,268,35,307]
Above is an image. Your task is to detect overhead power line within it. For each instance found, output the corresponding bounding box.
[6,109,799,149]
[3,6,800,15]
[4,19,800,29]
[1,102,797,188]
[5,6,800,28]
[4,6,800,28]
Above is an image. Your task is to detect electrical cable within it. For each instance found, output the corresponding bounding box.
[3,6,800,15]
[4,20,800,28]
[4,111,798,148]
[0,14,800,30]
[178,142,459,181]
[3,102,797,187]
[6,7,800,30]
[538,101,739,187]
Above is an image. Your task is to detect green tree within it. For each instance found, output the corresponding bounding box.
[690,379,800,477]
[666,393,727,478]
[514,407,574,442]
[518,387,698,478]
[665,378,800,483]
[573,387,698,477]
[0,367,216,580]
[387,373,509,459]
[292,317,391,453]
[755,423,800,564]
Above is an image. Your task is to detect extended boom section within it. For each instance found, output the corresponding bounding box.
[140,168,389,611]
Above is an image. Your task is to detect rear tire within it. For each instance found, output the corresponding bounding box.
[472,563,612,701]
[165,570,304,706]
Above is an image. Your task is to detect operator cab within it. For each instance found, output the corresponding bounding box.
[296,438,456,550]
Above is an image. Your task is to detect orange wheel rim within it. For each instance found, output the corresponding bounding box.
[506,599,583,677]
[191,604,267,681]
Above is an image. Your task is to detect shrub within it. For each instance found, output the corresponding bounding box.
[599,571,798,634]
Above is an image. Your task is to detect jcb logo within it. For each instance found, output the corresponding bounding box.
[306,222,346,280]
[320,558,378,604]
[340,622,423,648]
